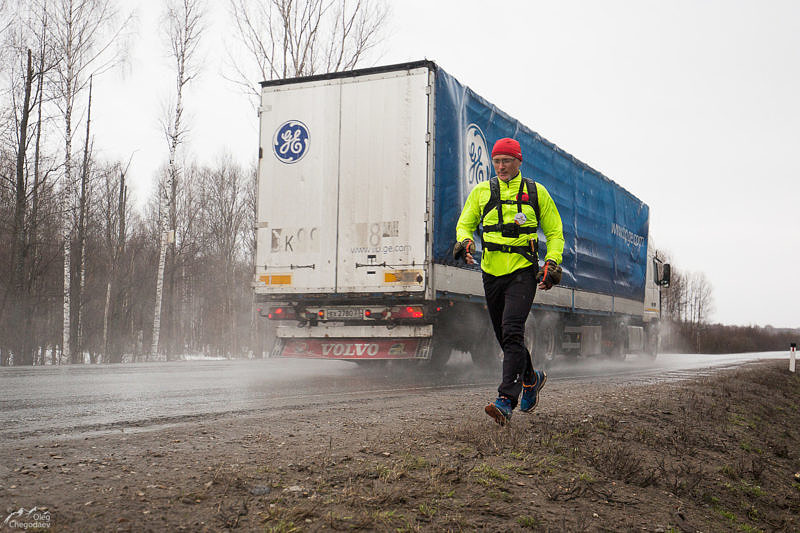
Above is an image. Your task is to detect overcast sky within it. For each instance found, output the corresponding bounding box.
[91,0,800,329]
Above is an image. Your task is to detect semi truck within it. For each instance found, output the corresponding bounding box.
[253,60,670,367]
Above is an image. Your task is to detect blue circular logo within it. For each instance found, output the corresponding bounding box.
[273,120,309,164]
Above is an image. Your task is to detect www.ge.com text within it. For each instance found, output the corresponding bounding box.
[349,244,412,254]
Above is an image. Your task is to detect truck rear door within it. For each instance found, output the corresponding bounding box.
[255,80,341,294]
[335,70,430,293]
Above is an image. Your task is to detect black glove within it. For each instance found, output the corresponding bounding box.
[452,239,475,262]
[537,259,562,289]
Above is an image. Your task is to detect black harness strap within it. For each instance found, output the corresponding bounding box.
[481,225,537,234]
[481,177,501,221]
[482,241,538,264]
[525,178,541,227]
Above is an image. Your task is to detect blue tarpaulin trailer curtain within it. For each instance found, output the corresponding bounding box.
[432,65,649,301]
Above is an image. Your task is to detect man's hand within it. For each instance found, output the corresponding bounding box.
[453,239,476,264]
[537,259,562,290]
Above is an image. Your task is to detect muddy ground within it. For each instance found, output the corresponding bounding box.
[1,359,799,532]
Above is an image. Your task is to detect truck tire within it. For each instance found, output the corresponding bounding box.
[263,320,277,358]
[609,324,627,361]
[644,325,659,359]
[470,325,501,370]
[610,342,626,360]
[531,316,557,369]
[428,332,453,370]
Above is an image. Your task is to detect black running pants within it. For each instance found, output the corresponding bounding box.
[482,265,538,407]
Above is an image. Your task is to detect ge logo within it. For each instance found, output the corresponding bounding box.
[273,120,309,164]
[465,123,491,188]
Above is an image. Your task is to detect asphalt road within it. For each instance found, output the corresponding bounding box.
[0,351,788,442]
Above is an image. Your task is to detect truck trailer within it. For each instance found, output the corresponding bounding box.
[253,60,670,367]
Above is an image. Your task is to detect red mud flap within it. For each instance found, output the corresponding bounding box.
[271,337,432,360]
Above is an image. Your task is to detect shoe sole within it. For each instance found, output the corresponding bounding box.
[519,371,548,413]
[485,404,510,426]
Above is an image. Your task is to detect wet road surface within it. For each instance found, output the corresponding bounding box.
[0,351,787,442]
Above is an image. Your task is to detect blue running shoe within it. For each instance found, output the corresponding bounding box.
[485,396,513,426]
[519,369,547,413]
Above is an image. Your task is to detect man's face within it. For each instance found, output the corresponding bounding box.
[492,155,521,181]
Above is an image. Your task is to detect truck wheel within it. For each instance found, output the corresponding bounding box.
[610,342,626,360]
[470,327,501,370]
[644,326,659,359]
[609,325,627,361]
[531,318,557,369]
[262,320,277,358]
[427,334,452,370]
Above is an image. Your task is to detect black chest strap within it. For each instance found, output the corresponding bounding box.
[480,177,541,233]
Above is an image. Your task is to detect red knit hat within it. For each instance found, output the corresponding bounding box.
[491,138,522,161]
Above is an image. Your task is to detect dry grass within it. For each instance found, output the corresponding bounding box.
[208,361,800,532]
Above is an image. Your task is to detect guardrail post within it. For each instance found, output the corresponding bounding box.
[790,342,797,373]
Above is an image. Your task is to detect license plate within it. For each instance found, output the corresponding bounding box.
[324,308,363,320]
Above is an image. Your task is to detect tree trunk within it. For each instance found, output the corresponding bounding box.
[28,37,45,295]
[163,87,182,361]
[152,228,168,360]
[63,85,74,363]
[11,49,34,365]
[13,49,33,298]
[74,77,93,362]
[102,281,111,358]
[106,166,127,363]
[166,170,177,359]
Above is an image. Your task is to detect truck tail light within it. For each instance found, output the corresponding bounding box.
[391,305,424,319]
[267,306,297,320]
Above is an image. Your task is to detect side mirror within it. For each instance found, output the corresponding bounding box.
[660,264,671,287]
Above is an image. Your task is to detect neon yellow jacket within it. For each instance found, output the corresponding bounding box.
[456,173,564,277]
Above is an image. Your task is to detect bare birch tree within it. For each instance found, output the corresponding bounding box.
[226,0,388,97]
[152,0,205,360]
[48,0,129,363]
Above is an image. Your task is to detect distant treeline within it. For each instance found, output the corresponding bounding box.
[662,322,798,354]
[654,252,796,355]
